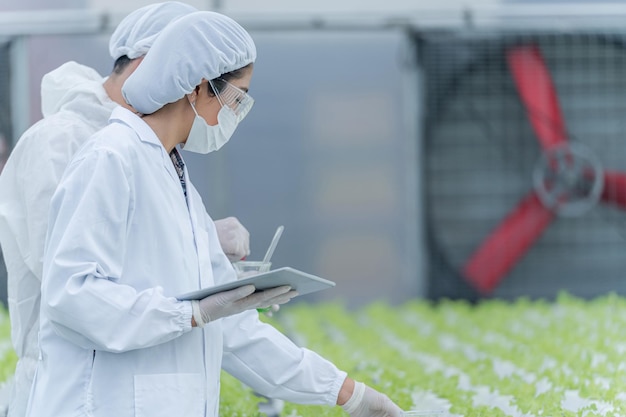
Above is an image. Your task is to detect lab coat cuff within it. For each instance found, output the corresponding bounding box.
[180,301,194,331]
[329,370,348,406]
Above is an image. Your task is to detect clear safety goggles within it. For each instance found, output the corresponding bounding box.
[208,78,254,123]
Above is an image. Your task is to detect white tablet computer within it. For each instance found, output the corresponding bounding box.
[176,267,336,301]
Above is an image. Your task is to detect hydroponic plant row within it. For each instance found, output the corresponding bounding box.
[0,295,622,416]
[219,294,626,417]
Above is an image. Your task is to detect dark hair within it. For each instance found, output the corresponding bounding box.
[112,55,133,75]
[207,63,253,96]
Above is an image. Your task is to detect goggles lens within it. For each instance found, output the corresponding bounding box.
[209,78,254,122]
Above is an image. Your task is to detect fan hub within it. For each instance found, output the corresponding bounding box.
[532,143,603,217]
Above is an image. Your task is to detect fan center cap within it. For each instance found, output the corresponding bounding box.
[532,143,603,217]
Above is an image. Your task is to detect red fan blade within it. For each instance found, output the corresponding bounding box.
[463,192,555,294]
[600,171,626,210]
[507,45,568,152]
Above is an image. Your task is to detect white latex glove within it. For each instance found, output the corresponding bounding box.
[215,217,250,261]
[235,269,280,316]
[191,284,297,327]
[341,382,403,417]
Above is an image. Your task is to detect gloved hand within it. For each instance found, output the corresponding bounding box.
[341,381,403,417]
[191,284,297,327]
[234,266,280,316]
[214,217,250,261]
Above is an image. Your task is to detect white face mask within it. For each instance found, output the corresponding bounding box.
[182,98,238,154]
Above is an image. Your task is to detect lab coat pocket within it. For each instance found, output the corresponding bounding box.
[134,373,204,417]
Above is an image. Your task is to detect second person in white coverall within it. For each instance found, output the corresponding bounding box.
[26,9,404,417]
[0,3,251,417]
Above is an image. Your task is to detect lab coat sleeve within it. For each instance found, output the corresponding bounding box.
[42,145,192,353]
[199,212,346,406]
[221,311,347,406]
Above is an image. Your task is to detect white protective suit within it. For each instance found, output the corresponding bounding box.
[0,62,115,417]
[25,106,346,417]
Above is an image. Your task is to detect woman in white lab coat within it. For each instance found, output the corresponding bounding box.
[26,10,403,417]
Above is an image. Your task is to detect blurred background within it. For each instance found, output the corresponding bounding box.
[3,0,626,308]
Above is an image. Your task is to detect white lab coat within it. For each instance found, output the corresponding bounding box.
[25,106,346,417]
[0,62,116,417]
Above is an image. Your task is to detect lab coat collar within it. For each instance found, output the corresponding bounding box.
[109,107,200,240]
[109,106,182,185]
[109,106,163,149]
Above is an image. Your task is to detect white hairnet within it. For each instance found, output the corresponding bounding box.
[122,11,256,115]
[109,1,198,60]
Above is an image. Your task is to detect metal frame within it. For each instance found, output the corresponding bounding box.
[3,3,626,36]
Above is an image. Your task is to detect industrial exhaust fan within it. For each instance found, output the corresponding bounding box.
[423,33,626,299]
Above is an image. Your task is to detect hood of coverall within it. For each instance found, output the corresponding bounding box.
[40,61,114,122]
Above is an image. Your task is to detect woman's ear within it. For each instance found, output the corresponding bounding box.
[187,87,199,105]
[190,84,204,103]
